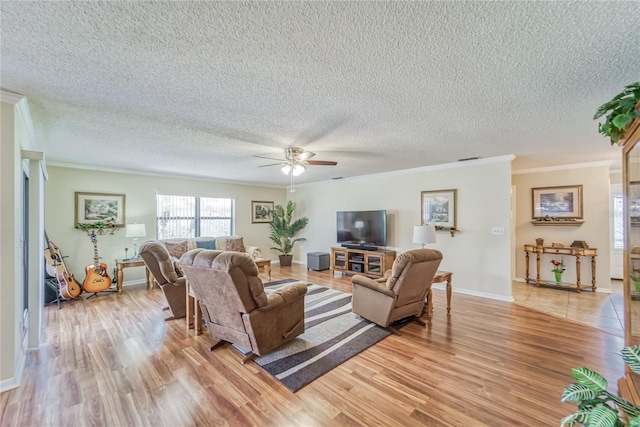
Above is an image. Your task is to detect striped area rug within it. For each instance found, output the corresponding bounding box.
[254,279,391,392]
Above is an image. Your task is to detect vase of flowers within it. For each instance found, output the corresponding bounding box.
[632,270,640,293]
[551,258,566,284]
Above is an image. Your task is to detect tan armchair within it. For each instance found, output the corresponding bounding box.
[138,240,187,320]
[179,249,308,364]
[351,249,443,334]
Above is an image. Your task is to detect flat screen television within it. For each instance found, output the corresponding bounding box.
[336,210,387,249]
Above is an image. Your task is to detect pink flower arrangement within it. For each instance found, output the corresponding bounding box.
[551,258,566,273]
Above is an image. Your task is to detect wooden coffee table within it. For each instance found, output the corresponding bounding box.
[254,258,272,282]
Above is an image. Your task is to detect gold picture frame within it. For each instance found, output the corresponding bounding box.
[421,189,457,229]
[75,192,126,227]
[531,185,583,219]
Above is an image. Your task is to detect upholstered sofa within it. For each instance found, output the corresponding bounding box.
[158,236,261,260]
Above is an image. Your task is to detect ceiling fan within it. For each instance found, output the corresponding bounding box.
[255,147,337,176]
[255,147,338,192]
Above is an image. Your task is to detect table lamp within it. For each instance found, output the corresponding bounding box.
[125,223,146,259]
[413,224,437,248]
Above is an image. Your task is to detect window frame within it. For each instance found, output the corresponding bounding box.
[156,194,235,239]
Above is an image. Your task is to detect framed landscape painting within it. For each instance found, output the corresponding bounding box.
[252,201,274,223]
[531,185,583,219]
[75,192,126,227]
[421,189,457,229]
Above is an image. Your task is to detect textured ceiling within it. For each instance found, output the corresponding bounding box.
[1,1,638,186]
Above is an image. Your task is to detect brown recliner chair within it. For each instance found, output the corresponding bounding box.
[138,240,187,320]
[351,249,443,334]
[179,248,308,364]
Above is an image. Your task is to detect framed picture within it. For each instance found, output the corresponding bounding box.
[75,192,126,227]
[251,201,274,223]
[531,185,583,219]
[421,189,457,229]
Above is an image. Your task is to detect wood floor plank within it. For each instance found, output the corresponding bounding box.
[0,263,626,426]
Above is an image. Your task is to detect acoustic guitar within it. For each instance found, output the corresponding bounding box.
[83,230,112,293]
[46,238,82,299]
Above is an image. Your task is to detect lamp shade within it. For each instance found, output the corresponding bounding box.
[413,225,436,246]
[281,163,306,176]
[125,223,146,238]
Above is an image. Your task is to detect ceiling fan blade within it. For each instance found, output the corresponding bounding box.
[253,155,285,161]
[258,162,286,168]
[307,160,337,166]
[298,151,316,161]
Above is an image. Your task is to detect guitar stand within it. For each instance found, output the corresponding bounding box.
[44,278,63,310]
[85,289,118,300]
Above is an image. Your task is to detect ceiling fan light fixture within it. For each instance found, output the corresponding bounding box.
[281,164,292,175]
[292,164,306,176]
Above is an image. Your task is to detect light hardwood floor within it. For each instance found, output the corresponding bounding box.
[0,264,626,427]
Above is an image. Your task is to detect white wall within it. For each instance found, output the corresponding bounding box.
[513,162,611,291]
[45,166,287,284]
[288,156,514,301]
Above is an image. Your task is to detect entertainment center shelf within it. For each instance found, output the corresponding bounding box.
[330,247,396,278]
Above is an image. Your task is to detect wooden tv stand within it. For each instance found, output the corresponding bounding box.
[330,247,396,278]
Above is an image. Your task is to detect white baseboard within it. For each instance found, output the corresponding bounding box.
[0,349,25,393]
[431,283,515,302]
[122,279,148,287]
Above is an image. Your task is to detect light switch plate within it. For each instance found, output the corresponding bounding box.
[491,227,505,235]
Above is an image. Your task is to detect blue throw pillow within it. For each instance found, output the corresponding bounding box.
[196,240,217,250]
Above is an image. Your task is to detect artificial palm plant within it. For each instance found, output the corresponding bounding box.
[269,201,308,266]
[594,82,640,145]
[562,345,640,426]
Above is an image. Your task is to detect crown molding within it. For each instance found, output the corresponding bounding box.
[1,90,38,151]
[512,160,613,175]
[46,161,287,190]
[0,89,24,104]
[295,154,516,188]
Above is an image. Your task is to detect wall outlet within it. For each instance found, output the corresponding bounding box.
[491,227,505,236]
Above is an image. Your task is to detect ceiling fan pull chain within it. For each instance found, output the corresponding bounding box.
[290,170,296,192]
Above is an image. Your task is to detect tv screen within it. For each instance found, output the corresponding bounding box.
[336,210,387,248]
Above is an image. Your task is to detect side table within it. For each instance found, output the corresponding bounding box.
[254,258,272,282]
[425,270,453,319]
[115,259,152,294]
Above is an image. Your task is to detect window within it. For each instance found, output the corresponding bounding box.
[156,194,234,239]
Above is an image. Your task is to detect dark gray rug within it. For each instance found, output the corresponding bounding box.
[255,279,391,392]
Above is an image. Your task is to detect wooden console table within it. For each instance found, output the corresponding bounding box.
[330,247,396,278]
[523,244,597,292]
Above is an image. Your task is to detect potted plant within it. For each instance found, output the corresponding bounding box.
[594,82,640,145]
[269,201,309,267]
[562,345,640,426]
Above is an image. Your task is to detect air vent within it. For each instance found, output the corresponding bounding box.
[458,156,480,162]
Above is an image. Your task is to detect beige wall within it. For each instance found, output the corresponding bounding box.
[513,163,611,291]
[45,166,287,284]
[288,156,515,300]
[0,101,20,387]
[0,95,40,391]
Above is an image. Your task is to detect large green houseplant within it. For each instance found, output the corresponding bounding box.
[562,346,640,426]
[594,82,640,145]
[269,201,308,267]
